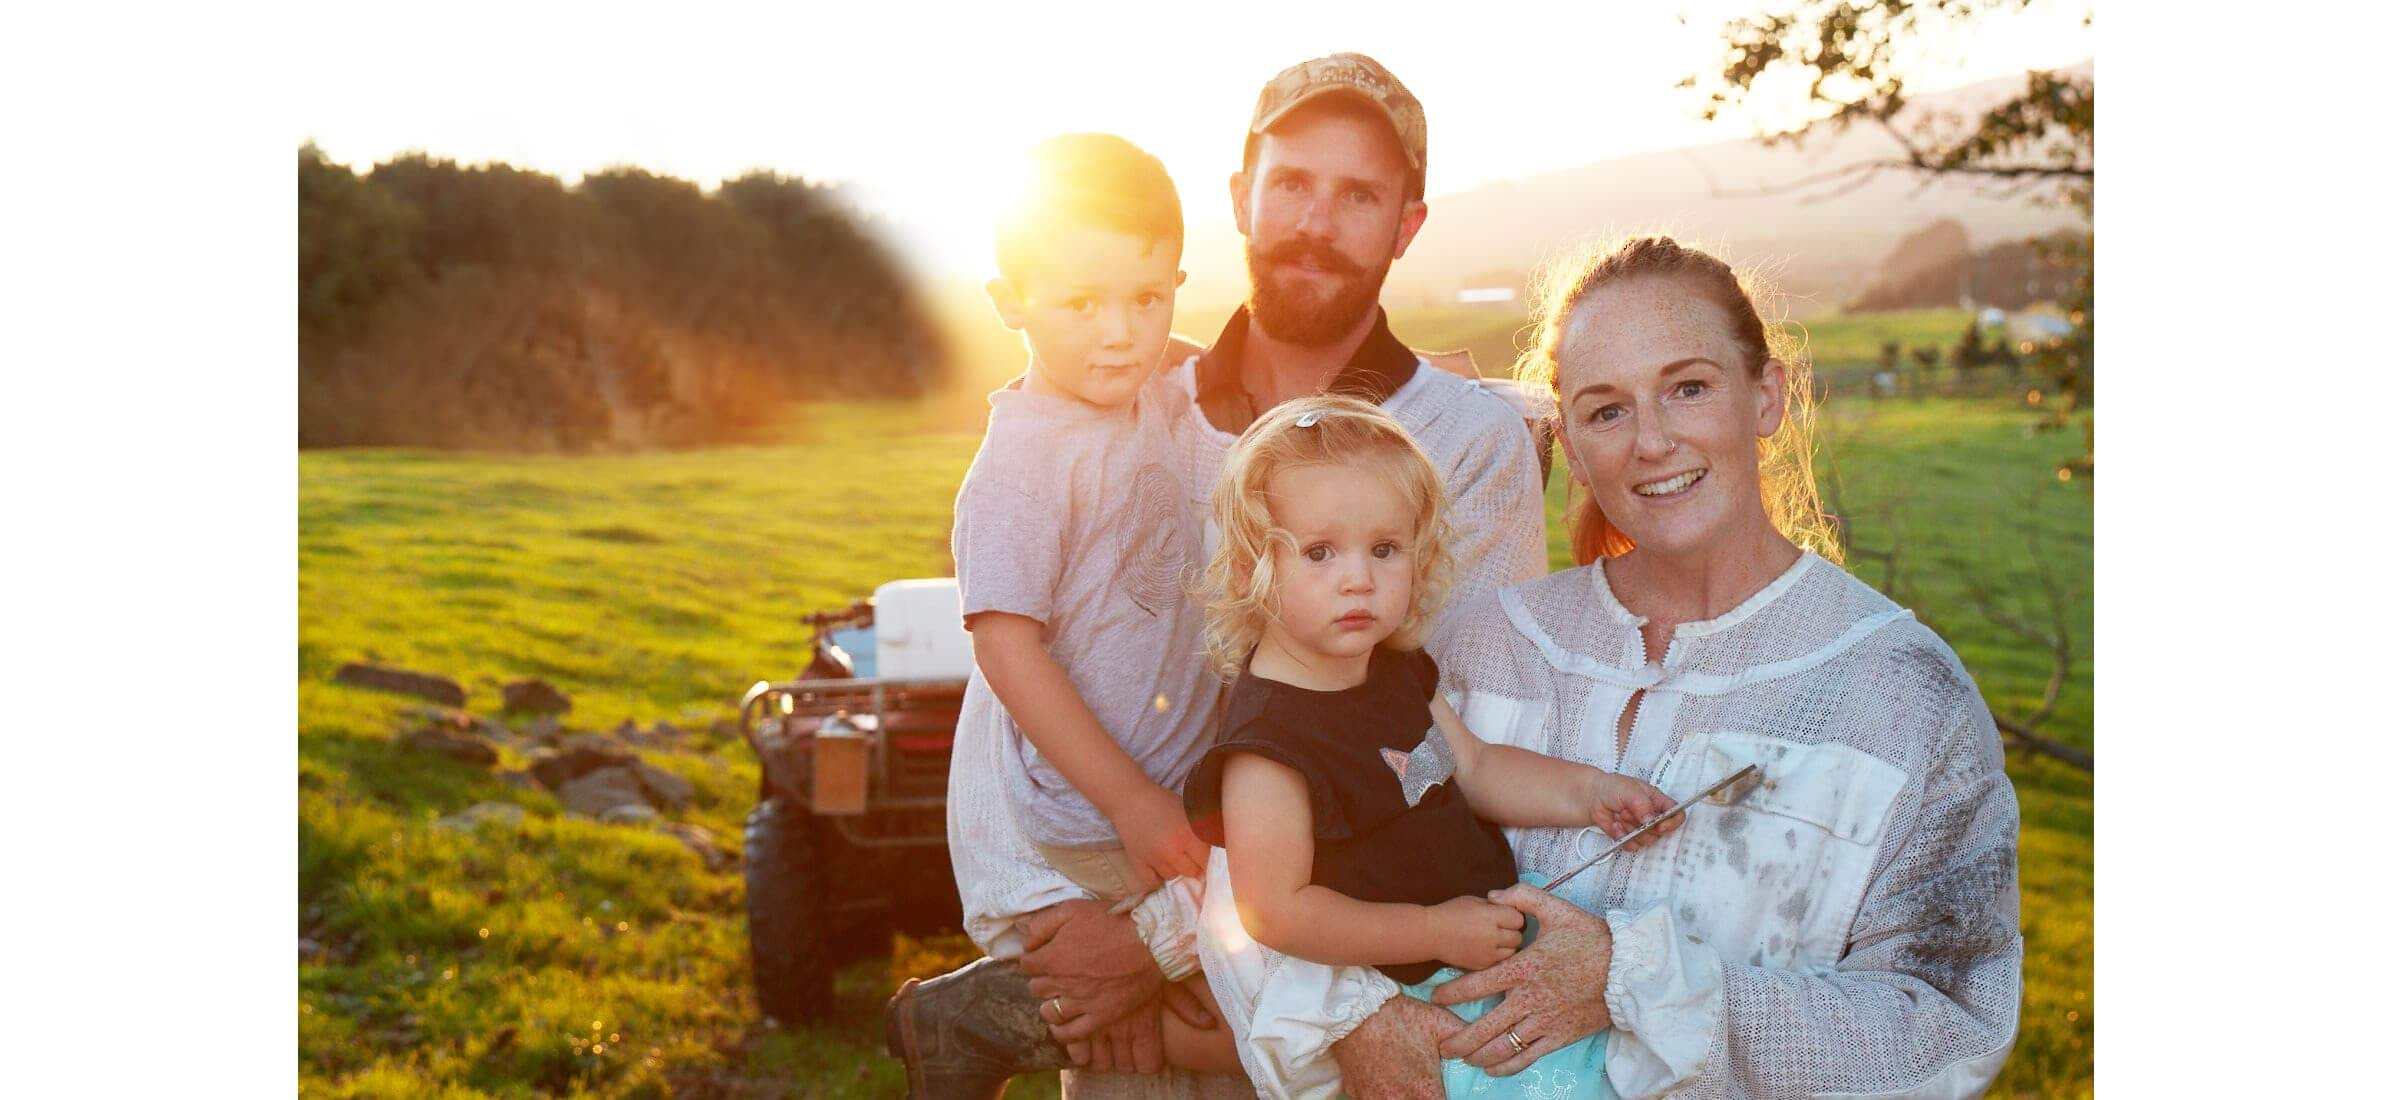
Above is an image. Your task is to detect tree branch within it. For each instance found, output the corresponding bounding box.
[1994,716,2094,772]
[1701,150,2082,207]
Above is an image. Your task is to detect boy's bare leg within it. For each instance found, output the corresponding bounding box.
[1161,977,1243,1074]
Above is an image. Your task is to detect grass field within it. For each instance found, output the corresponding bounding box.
[299,364,2090,1094]
[1237,304,1977,383]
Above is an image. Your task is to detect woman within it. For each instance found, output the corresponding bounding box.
[1194,236,2023,1097]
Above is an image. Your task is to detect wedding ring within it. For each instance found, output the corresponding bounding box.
[1505,1028,1527,1055]
[1046,997,1065,1020]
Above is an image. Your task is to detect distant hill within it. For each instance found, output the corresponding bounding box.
[1846,219,2088,313]
[1179,63,2090,317]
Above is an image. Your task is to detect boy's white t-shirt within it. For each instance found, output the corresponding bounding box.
[949,375,1221,850]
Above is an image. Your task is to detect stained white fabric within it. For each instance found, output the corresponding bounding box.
[1204,552,2023,1099]
[944,359,1548,1098]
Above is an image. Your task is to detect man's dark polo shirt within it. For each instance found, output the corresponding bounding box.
[1192,305,1418,434]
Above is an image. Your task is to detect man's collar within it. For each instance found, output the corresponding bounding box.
[1192,305,1419,433]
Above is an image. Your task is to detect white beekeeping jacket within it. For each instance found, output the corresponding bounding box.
[1196,552,2024,1099]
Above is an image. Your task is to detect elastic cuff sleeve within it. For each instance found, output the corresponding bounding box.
[1133,878,1204,981]
[1602,905,1724,1099]
[1317,975,1401,1052]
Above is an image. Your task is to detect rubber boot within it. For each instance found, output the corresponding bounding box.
[884,956,1073,1099]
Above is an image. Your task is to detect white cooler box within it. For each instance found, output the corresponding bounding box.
[871,578,975,681]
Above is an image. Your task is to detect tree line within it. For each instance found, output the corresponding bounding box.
[299,145,944,450]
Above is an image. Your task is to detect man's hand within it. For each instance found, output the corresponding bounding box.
[1020,899,1165,1044]
[1078,998,1164,1073]
[1160,979,1218,1032]
[1331,994,1466,1098]
[1112,786,1210,889]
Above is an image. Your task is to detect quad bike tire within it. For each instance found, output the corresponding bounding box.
[743,795,833,1024]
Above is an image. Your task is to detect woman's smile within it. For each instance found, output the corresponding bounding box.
[1632,468,1707,498]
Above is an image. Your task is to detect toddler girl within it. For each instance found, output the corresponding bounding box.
[1181,395,1682,1097]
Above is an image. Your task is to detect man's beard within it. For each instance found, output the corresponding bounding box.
[1246,237,1392,348]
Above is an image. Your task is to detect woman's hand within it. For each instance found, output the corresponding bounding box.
[1426,895,1526,971]
[1430,884,1615,1076]
[1331,995,1468,1098]
[1583,771,1681,847]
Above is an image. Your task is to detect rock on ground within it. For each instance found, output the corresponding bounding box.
[402,725,498,767]
[525,736,640,789]
[599,803,659,825]
[435,801,525,831]
[336,663,465,707]
[502,678,572,717]
[556,766,651,818]
[630,761,695,811]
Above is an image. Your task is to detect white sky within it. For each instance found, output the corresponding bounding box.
[297,0,2093,278]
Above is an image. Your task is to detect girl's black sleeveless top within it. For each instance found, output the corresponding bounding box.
[1182,647,1519,983]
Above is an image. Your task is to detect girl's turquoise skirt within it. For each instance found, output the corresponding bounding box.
[1393,873,1614,1099]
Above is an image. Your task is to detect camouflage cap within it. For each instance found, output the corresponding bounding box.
[1248,52,1427,179]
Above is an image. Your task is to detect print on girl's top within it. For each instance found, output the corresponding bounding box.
[1381,728,1457,808]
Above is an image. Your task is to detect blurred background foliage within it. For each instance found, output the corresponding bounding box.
[298,145,944,451]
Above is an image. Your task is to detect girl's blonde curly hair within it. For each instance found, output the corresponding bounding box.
[1199,395,1457,677]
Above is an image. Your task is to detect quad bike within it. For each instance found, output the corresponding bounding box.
[737,580,972,1023]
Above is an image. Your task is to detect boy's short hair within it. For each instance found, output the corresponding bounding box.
[994,133,1183,284]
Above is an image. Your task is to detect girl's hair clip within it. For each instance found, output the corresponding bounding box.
[1295,410,1323,428]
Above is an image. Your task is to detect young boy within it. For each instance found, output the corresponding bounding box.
[949,133,1216,929]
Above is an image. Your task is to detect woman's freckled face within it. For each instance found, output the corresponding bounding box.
[1554,277,1785,561]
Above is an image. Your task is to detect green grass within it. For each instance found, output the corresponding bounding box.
[941,288,1975,394]
[299,392,2089,1097]
[1205,303,1976,384]
[1795,307,1978,370]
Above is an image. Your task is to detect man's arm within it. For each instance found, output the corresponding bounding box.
[1423,389,1549,649]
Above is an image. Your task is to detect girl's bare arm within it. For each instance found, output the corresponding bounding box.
[1221,752,1519,971]
[1431,696,1676,841]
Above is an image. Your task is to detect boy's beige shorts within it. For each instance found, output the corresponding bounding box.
[1032,842,1149,908]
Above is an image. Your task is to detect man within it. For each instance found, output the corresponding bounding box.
[888,53,1549,1099]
